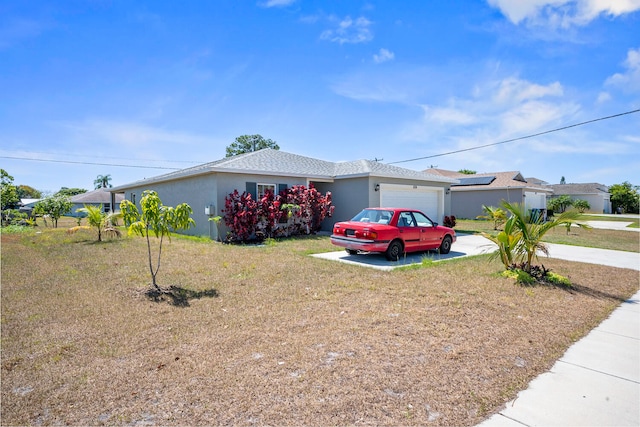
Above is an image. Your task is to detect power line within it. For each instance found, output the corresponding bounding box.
[387,108,640,165]
[0,150,200,165]
[0,156,181,170]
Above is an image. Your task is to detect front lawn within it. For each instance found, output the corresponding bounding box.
[456,218,639,253]
[1,221,638,426]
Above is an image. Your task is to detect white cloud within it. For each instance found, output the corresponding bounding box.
[259,0,297,7]
[605,47,640,93]
[373,48,395,63]
[487,0,640,27]
[401,76,581,158]
[493,77,563,104]
[320,16,373,44]
[53,119,209,151]
[420,105,479,125]
[596,91,612,103]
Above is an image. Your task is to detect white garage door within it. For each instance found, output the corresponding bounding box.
[379,184,443,222]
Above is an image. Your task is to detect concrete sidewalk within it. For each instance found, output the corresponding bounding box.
[478,289,640,427]
[478,242,640,427]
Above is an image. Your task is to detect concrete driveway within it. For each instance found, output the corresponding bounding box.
[312,232,640,271]
[311,233,496,271]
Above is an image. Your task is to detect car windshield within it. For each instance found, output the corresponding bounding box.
[351,209,394,224]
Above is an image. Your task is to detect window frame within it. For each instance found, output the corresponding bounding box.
[257,183,276,199]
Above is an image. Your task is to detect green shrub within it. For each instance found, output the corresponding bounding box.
[546,272,572,287]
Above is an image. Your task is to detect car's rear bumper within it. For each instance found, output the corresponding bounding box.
[330,235,390,252]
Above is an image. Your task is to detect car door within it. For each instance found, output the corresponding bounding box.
[396,211,421,251]
[412,211,440,249]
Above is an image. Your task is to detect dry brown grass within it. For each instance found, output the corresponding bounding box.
[2,219,638,426]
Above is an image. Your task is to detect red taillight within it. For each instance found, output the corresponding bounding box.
[357,229,377,239]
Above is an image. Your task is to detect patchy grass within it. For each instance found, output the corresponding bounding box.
[2,218,638,426]
[457,219,639,253]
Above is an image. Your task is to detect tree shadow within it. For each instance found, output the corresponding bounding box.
[145,285,219,307]
[561,283,634,303]
[520,279,632,303]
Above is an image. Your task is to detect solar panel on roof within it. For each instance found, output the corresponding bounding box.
[453,176,496,186]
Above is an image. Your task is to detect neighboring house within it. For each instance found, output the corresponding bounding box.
[18,198,41,216]
[546,183,611,214]
[110,149,458,240]
[70,188,124,217]
[425,169,553,219]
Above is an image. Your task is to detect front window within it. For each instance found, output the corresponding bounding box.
[351,209,394,224]
[412,211,434,227]
[257,184,276,199]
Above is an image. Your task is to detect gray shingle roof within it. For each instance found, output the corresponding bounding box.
[71,188,124,204]
[548,183,609,195]
[112,149,456,190]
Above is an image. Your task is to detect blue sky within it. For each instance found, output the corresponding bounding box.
[1,0,639,194]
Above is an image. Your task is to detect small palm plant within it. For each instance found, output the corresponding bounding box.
[75,204,122,242]
[476,205,507,230]
[483,201,590,273]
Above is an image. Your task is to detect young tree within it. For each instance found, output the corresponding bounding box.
[94,174,112,189]
[226,134,279,157]
[547,194,573,213]
[476,205,507,230]
[484,201,590,273]
[75,204,121,241]
[609,181,639,214]
[34,194,73,228]
[572,199,590,213]
[120,190,195,291]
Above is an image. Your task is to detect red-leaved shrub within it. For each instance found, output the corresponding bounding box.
[222,184,334,242]
[443,215,456,228]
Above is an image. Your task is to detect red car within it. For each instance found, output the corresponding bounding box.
[330,208,456,261]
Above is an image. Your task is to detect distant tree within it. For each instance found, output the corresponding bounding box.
[610,181,639,214]
[547,195,573,213]
[94,174,112,189]
[34,194,73,228]
[572,199,590,213]
[226,134,279,157]
[458,169,476,175]
[1,169,20,210]
[560,176,566,184]
[56,187,88,197]
[16,185,42,199]
[121,190,195,291]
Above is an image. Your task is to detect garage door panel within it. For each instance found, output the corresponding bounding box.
[380,184,441,221]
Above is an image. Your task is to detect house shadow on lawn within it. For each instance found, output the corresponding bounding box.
[145,285,219,307]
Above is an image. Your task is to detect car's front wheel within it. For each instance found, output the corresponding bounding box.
[346,249,358,255]
[439,235,452,254]
[385,240,403,261]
